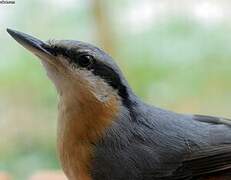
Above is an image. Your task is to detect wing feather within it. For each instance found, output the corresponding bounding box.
[170,144,231,179]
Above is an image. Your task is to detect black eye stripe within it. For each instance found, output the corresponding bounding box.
[51,46,130,104]
[48,46,76,58]
[91,62,129,103]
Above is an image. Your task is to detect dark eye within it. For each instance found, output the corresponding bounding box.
[78,54,95,68]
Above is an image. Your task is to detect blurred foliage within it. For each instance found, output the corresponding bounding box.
[0,0,231,179]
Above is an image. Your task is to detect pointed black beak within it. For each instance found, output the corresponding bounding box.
[7,28,53,59]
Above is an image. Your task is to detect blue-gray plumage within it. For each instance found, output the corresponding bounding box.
[7,28,231,180]
[92,102,231,179]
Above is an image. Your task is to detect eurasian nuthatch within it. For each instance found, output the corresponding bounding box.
[7,29,231,180]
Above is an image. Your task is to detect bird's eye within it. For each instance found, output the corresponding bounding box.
[78,54,95,68]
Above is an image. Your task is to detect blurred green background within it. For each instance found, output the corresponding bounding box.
[1,0,231,179]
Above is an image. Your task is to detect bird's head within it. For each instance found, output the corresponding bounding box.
[7,29,132,107]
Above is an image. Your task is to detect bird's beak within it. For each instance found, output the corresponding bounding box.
[7,28,53,60]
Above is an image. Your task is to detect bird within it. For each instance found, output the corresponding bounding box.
[7,28,231,180]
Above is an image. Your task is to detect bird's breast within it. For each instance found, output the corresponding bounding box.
[57,93,120,180]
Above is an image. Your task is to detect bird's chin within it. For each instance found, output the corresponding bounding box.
[40,59,62,91]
